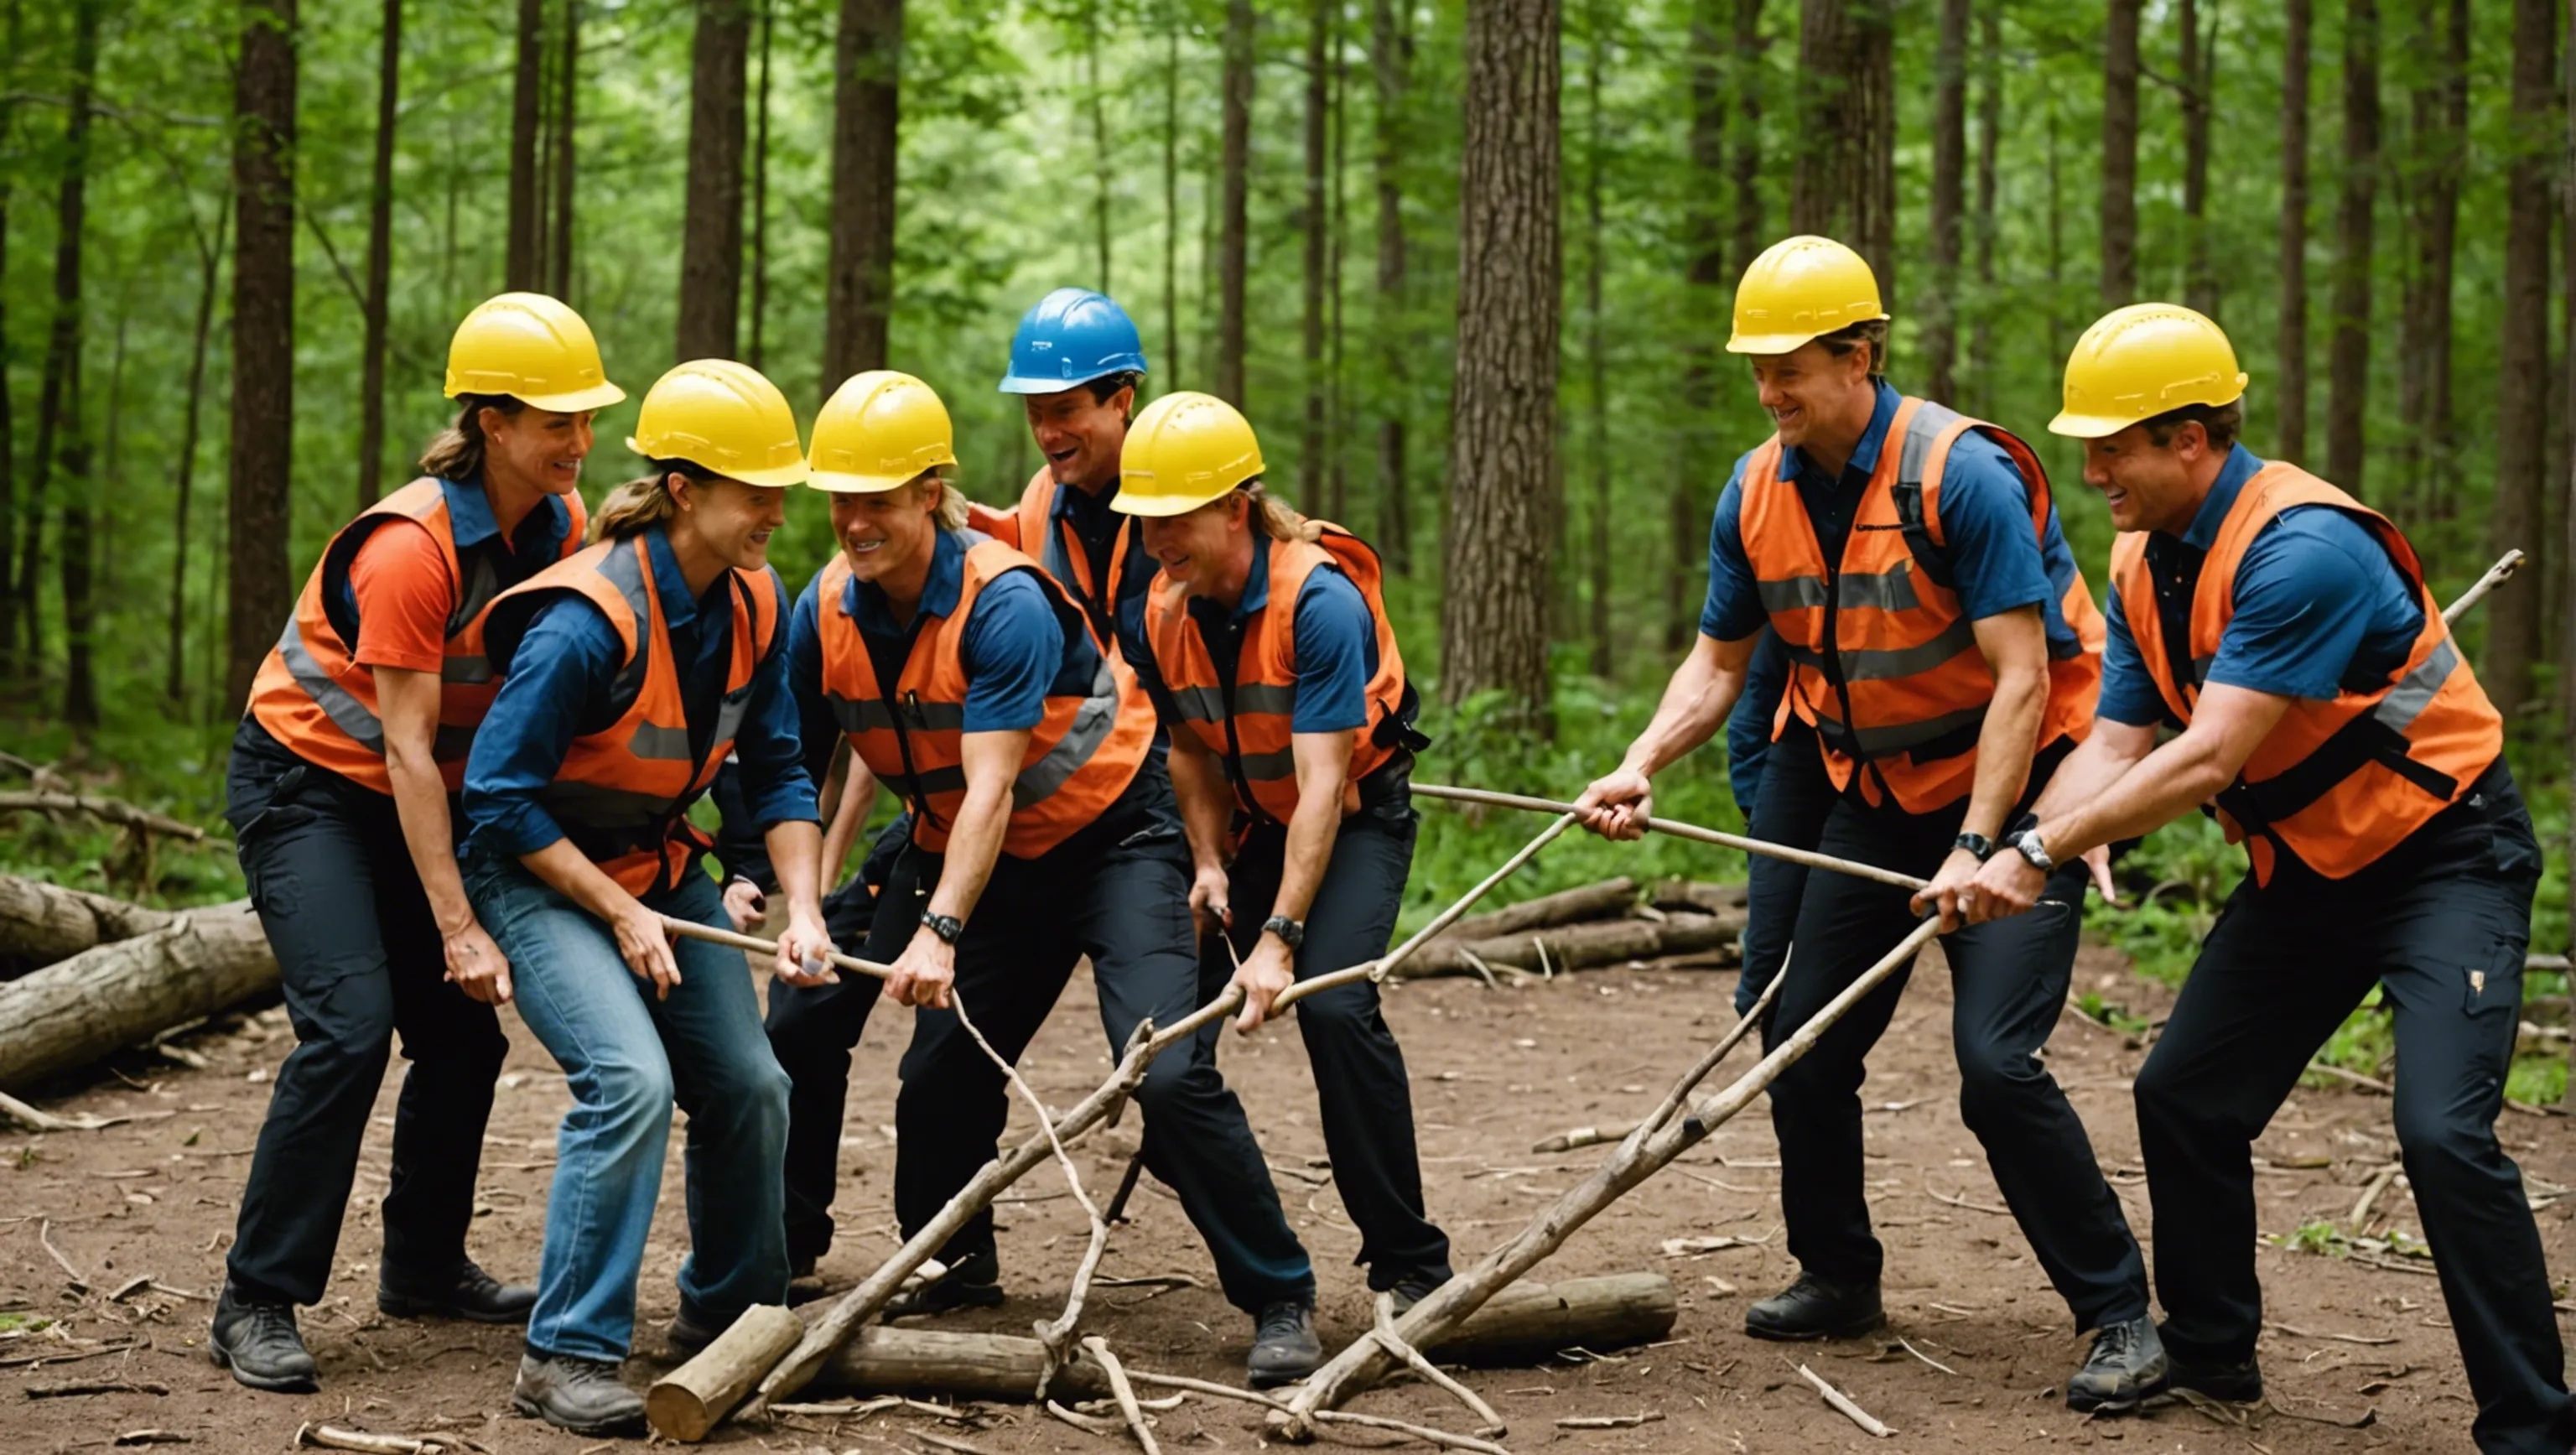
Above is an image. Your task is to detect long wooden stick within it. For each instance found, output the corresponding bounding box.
[1278,916,1943,1433]
[1410,784,1929,892]
[2443,549,2522,627]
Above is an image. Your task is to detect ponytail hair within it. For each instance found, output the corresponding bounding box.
[918,470,973,533]
[1239,478,1320,543]
[418,394,526,481]
[589,461,706,543]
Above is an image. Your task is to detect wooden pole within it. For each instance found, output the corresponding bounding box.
[2443,548,2522,627]
[1411,783,1929,891]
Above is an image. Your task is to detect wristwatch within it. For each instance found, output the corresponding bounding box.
[1953,832,1996,862]
[2007,829,2056,873]
[1261,915,1306,950]
[919,911,965,945]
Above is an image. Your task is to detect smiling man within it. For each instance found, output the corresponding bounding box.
[1966,305,2570,1453]
[766,371,1326,1390]
[1575,236,2158,1411]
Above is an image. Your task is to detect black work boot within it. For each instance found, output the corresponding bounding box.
[1387,1268,1452,1319]
[1743,1271,1885,1342]
[1247,1300,1323,1389]
[209,1285,320,1393]
[377,1258,537,1324]
[883,1247,1005,1318]
[2163,1342,2264,1404]
[2066,1315,2169,1413]
[512,1350,645,1436]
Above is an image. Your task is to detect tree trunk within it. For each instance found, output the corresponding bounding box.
[0,902,278,1092]
[547,0,578,299]
[1728,0,1763,278]
[167,208,226,709]
[1164,26,1182,384]
[748,0,772,366]
[1217,0,1254,405]
[2323,0,2376,496]
[1788,0,1893,292]
[506,0,544,291]
[1397,912,1742,981]
[1369,0,1408,569]
[1327,21,1348,524]
[823,0,900,387]
[2277,0,2311,464]
[2397,0,2465,516]
[1924,0,1967,403]
[678,0,751,361]
[356,0,401,512]
[2100,0,2138,304]
[2179,0,2215,317]
[1670,0,1730,656]
[2490,0,2557,724]
[1584,5,1610,678]
[1301,0,1327,503]
[226,0,298,714]
[31,0,101,715]
[1438,0,1558,725]
[0,0,18,676]
[1966,0,1998,417]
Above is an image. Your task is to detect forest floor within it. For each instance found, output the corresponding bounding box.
[4,933,2569,1455]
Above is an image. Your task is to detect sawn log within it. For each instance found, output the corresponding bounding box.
[1441,878,1636,941]
[0,899,277,1091]
[1395,911,1742,980]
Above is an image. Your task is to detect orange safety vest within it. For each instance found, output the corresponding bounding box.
[1738,396,2105,813]
[1010,466,1152,656]
[245,477,586,794]
[2111,462,2502,886]
[1142,523,1410,826]
[483,533,783,896]
[813,532,1154,858]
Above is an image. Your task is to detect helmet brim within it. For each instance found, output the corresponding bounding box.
[805,468,929,494]
[459,380,629,413]
[1109,486,1231,517]
[997,369,1135,396]
[2045,410,2138,439]
[624,438,811,489]
[1724,330,1822,356]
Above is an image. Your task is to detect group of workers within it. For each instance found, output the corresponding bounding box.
[198,228,2566,1454]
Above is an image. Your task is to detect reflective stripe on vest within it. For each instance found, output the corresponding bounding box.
[2109,463,2502,885]
[483,533,782,896]
[814,533,1154,859]
[1737,396,2105,813]
[245,478,585,793]
[1141,522,1407,825]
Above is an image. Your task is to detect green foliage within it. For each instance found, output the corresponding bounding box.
[0,718,243,907]
[2282,1219,2346,1257]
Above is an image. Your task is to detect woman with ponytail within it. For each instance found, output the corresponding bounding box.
[458,360,833,1437]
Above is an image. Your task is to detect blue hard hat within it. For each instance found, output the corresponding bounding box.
[998,288,1149,394]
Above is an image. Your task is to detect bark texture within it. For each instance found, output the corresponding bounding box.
[0,903,278,1092]
[2277,0,2311,463]
[823,0,901,387]
[226,0,298,713]
[1924,0,1968,402]
[2099,0,2139,304]
[356,0,401,511]
[1217,0,1254,404]
[2324,0,2377,495]
[1788,0,1893,291]
[2490,0,2558,721]
[678,0,752,360]
[506,0,544,290]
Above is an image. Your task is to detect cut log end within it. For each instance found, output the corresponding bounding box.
[647,1304,805,1442]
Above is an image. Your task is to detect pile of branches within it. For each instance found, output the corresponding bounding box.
[1395,876,1748,985]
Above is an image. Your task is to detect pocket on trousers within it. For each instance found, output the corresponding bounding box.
[2460,943,2524,1018]
[236,804,321,920]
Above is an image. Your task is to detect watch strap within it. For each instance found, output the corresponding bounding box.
[1261,914,1306,950]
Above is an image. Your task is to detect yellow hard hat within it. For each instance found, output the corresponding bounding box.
[2049,304,2249,438]
[808,371,959,493]
[1727,236,1888,355]
[626,360,809,487]
[443,292,627,412]
[1110,392,1266,517]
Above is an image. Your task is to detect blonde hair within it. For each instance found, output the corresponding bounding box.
[418,395,523,481]
[1239,479,1320,543]
[588,469,684,543]
[914,470,972,533]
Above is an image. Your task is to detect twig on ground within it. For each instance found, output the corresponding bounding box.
[2305,1062,2393,1095]
[39,1219,87,1291]
[24,1378,169,1397]
[292,1426,455,1454]
[2350,1163,2403,1229]
[1080,1338,1161,1455]
[0,1339,143,1369]
[1373,1291,1504,1435]
[906,1431,997,1455]
[1457,947,1499,990]
[1046,1399,1128,1438]
[2264,1396,2380,1429]
[1126,1370,1505,1454]
[1894,1337,1961,1376]
[112,1431,191,1446]
[1555,1412,1662,1430]
[1530,1123,1639,1156]
[1794,1362,1893,1437]
[0,1091,119,1133]
[1924,1182,2010,1217]
[2267,1322,2399,1348]
[769,1397,906,1419]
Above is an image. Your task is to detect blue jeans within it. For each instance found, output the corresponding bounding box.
[463,850,792,1361]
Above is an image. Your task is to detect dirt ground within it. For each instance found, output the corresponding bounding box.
[6,929,2571,1455]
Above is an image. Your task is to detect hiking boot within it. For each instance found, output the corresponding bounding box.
[882,1247,1005,1318]
[2066,1315,2169,1413]
[1744,1271,1885,1342]
[1247,1300,1322,1389]
[377,1258,537,1324]
[2163,1344,2264,1404]
[209,1285,319,1393]
[665,1307,724,1359]
[1387,1269,1452,1319]
[512,1351,645,1436]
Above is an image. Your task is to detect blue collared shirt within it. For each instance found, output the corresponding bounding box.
[1129,534,1379,735]
[335,474,574,624]
[1698,381,2058,642]
[786,528,1067,788]
[1046,475,1161,664]
[462,524,816,858]
[2099,444,2426,726]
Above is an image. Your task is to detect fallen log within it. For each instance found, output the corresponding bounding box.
[1649,879,1748,916]
[1441,878,1635,942]
[0,876,175,974]
[0,902,276,1092]
[1277,916,1942,1435]
[0,792,218,844]
[789,1273,1670,1404]
[1395,912,1740,980]
[647,1305,806,1441]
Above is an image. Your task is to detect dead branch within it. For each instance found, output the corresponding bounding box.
[1120,1370,1508,1455]
[1079,1338,1161,1455]
[1442,879,1636,941]
[1794,1362,1893,1437]
[39,1219,87,1291]
[1277,917,1939,1433]
[2350,1162,2403,1229]
[1398,913,1741,981]
[292,1426,456,1454]
[1649,879,1748,916]
[2266,1322,2399,1348]
[0,904,278,1093]
[1411,784,1929,891]
[23,1378,169,1396]
[0,876,174,971]
[1893,1337,1961,1377]
[2306,1062,2394,1095]
[0,792,216,845]
[1555,1412,1662,1430]
[0,1089,122,1133]
[1372,1292,1503,1435]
